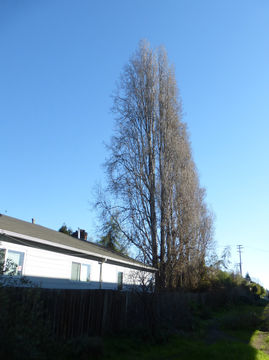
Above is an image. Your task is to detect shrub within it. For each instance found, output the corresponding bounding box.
[0,283,54,359]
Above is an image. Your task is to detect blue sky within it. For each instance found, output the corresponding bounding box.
[1,1,269,287]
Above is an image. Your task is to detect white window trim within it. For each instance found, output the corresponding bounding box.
[71,261,91,282]
[0,247,26,276]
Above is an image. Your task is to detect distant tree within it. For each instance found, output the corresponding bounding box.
[211,246,231,271]
[58,224,73,236]
[97,215,128,255]
[252,284,258,295]
[245,272,251,282]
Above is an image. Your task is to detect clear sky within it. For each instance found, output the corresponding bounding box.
[1,1,269,287]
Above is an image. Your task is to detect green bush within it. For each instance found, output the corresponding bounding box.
[0,283,55,359]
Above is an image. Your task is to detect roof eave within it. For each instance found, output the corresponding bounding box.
[0,229,157,272]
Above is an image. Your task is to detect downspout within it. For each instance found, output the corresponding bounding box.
[99,258,107,289]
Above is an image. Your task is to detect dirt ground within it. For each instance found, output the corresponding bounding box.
[251,331,269,355]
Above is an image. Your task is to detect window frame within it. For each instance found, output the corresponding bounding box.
[1,249,25,276]
[81,264,91,282]
[71,262,91,282]
[0,248,6,275]
[71,262,81,281]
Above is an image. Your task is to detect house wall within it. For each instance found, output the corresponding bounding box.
[0,240,153,290]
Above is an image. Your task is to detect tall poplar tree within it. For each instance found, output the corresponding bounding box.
[98,41,213,289]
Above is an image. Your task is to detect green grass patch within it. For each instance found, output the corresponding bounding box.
[251,330,269,355]
[103,334,269,360]
[102,304,269,360]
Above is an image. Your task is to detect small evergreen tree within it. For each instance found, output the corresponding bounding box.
[97,215,128,255]
[245,272,251,282]
[58,223,73,236]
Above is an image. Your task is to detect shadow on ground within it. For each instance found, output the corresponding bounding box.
[103,302,269,360]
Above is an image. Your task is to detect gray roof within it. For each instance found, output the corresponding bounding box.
[0,214,155,271]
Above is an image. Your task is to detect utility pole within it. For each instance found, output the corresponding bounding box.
[237,245,243,276]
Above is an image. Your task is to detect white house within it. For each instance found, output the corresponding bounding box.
[0,214,156,290]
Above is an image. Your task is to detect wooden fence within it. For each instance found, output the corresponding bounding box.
[42,289,128,338]
[19,289,202,338]
[7,285,250,339]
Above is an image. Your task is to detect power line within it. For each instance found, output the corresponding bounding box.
[244,245,269,253]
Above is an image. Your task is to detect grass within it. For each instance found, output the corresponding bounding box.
[251,331,269,355]
[103,334,269,360]
[101,304,269,360]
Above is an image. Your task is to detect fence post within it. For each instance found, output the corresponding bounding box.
[101,291,108,335]
[124,291,128,330]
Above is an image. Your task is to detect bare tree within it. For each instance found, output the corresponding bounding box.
[97,41,214,290]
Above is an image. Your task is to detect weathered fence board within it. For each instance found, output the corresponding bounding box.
[39,289,127,338]
[7,286,250,339]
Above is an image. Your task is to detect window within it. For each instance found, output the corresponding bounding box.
[81,264,91,282]
[6,250,24,276]
[117,272,123,290]
[71,262,81,281]
[71,262,91,282]
[0,249,6,274]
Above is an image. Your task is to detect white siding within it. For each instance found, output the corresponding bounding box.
[0,240,154,290]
